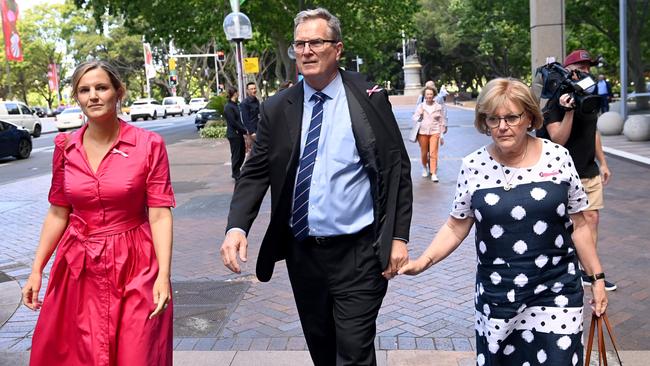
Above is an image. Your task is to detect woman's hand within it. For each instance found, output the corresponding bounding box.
[22,272,43,311]
[149,275,171,319]
[590,281,608,317]
[397,256,431,276]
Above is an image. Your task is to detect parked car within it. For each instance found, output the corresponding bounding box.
[55,107,86,131]
[194,108,221,130]
[162,96,189,117]
[129,98,167,121]
[0,101,42,137]
[32,106,47,118]
[0,120,32,159]
[189,97,208,114]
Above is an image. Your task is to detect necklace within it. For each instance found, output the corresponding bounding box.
[499,138,529,191]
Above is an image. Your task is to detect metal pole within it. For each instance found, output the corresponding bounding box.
[356,56,360,72]
[213,39,220,95]
[619,0,627,120]
[5,61,11,97]
[142,38,151,99]
[401,30,406,67]
[235,40,245,103]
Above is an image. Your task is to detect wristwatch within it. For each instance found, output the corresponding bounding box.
[589,272,606,282]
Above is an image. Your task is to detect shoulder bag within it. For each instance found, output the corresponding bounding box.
[585,312,623,366]
[408,114,423,143]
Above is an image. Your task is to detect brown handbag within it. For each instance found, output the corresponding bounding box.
[585,312,623,365]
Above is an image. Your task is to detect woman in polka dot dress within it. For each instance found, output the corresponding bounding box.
[399,78,608,365]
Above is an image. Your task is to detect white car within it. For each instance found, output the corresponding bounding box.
[0,101,43,137]
[188,98,208,114]
[55,107,86,131]
[162,97,190,117]
[130,98,167,121]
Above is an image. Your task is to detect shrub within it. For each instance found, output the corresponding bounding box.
[205,119,226,128]
[206,94,227,115]
[200,125,227,139]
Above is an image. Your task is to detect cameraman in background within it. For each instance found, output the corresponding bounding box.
[536,49,616,291]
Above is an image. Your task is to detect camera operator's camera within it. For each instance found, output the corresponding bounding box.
[536,62,601,114]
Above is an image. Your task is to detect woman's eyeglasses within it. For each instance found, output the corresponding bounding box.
[485,112,525,128]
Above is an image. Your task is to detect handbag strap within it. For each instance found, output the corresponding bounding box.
[585,313,624,366]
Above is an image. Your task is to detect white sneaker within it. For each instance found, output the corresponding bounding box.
[431,174,439,182]
[421,167,429,177]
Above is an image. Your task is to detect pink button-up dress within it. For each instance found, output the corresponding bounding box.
[30,121,175,366]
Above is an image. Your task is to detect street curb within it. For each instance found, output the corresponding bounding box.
[0,280,21,329]
[603,146,650,167]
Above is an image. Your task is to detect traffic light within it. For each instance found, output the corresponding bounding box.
[169,57,177,71]
[217,51,225,62]
[169,75,177,86]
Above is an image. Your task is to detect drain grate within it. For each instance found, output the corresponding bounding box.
[172,281,249,337]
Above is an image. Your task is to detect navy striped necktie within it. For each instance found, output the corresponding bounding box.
[291,91,329,242]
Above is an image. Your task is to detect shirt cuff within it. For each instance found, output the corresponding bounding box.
[393,237,408,245]
[226,227,247,236]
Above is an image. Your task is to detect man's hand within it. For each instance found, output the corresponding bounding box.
[600,164,611,185]
[220,231,248,273]
[382,240,408,280]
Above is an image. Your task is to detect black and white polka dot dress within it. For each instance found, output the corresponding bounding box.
[451,139,588,366]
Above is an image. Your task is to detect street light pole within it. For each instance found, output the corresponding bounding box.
[223,11,252,103]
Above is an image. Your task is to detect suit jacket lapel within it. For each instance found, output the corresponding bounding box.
[343,76,378,174]
[283,82,305,175]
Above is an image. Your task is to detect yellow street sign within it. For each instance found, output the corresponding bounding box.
[169,57,177,71]
[243,57,259,74]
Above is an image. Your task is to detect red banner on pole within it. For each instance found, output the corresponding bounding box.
[47,63,59,92]
[1,0,23,62]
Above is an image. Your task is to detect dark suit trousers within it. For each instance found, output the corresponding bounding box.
[285,227,388,366]
[227,135,245,179]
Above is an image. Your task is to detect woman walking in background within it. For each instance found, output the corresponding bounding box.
[412,86,447,182]
[400,78,607,365]
[22,60,175,365]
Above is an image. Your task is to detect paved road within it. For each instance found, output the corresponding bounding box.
[0,116,197,185]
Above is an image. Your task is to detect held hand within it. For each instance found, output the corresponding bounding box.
[220,231,248,274]
[149,275,172,319]
[382,240,408,280]
[600,165,611,185]
[149,275,171,319]
[589,281,608,317]
[397,256,430,276]
[22,272,43,311]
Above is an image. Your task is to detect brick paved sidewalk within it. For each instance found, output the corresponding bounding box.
[1,105,649,362]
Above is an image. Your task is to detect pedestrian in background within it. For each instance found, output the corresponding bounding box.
[23,60,175,365]
[412,86,446,182]
[400,78,607,365]
[596,74,613,113]
[240,81,260,153]
[220,8,412,365]
[224,86,247,180]
[416,80,436,105]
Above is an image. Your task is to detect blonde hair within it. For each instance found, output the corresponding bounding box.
[71,60,126,102]
[474,78,543,135]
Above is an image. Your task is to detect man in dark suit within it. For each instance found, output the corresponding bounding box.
[220,7,412,366]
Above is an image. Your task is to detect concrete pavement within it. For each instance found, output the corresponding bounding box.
[1,103,649,365]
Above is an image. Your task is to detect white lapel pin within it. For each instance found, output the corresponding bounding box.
[366,85,383,96]
[112,148,128,157]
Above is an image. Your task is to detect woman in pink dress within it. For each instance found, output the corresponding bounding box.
[22,60,175,365]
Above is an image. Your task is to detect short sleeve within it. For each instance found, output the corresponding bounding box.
[450,159,474,219]
[145,134,176,207]
[48,134,71,208]
[563,153,588,214]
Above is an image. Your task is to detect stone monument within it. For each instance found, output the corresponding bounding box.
[403,38,423,96]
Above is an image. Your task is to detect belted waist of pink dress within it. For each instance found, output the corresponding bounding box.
[58,214,146,278]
